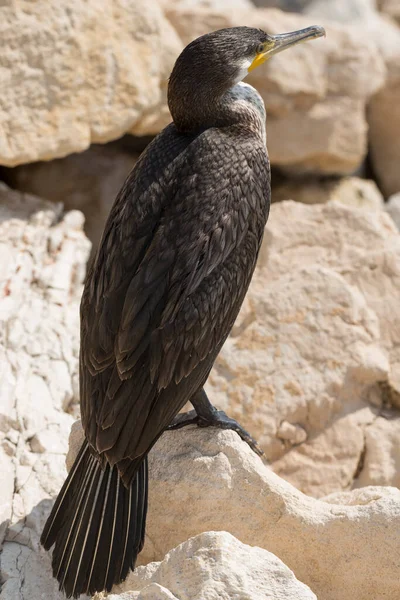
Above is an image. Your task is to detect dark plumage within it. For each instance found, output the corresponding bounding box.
[41,23,325,598]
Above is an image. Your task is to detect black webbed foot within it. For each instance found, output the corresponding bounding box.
[168,407,264,457]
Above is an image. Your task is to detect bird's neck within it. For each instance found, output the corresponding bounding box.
[170,82,266,145]
[223,82,267,145]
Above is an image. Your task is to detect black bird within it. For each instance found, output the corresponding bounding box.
[41,24,325,598]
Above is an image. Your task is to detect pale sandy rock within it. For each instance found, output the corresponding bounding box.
[159,0,253,10]
[272,411,374,497]
[273,176,384,209]
[106,586,176,600]
[1,0,386,176]
[367,16,400,196]
[0,449,14,547]
[107,532,317,600]
[0,0,182,166]
[302,0,378,23]
[263,201,400,375]
[378,0,400,24]
[252,0,378,18]
[68,423,400,600]
[66,418,88,472]
[207,265,385,495]
[353,415,400,489]
[251,0,313,10]
[166,7,385,174]
[203,201,400,496]
[5,141,138,252]
[0,186,91,600]
[277,420,307,443]
[385,192,400,230]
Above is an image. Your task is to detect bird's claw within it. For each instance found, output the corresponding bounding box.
[168,409,264,457]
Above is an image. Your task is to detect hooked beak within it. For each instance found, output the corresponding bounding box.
[248,25,326,72]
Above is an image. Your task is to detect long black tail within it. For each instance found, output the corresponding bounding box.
[41,441,148,598]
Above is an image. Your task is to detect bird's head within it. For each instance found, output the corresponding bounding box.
[168,25,325,132]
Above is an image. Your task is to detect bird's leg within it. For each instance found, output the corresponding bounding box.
[168,388,263,457]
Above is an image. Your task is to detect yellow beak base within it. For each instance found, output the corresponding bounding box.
[248,53,268,73]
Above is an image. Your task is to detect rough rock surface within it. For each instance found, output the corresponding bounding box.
[205,201,400,496]
[102,531,317,600]
[0,185,90,600]
[166,7,385,174]
[68,423,400,600]
[252,0,377,21]
[0,0,182,166]
[385,192,400,231]
[378,0,400,24]
[327,4,400,198]
[4,141,138,252]
[353,415,400,489]
[0,2,386,176]
[301,0,378,23]
[158,0,254,10]
[368,16,400,196]
[251,0,313,10]
[273,176,384,209]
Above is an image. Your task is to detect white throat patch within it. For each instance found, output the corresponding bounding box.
[233,57,254,85]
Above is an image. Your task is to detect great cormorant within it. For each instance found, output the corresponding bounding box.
[41,25,325,597]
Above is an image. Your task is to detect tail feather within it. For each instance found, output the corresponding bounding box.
[41,441,148,598]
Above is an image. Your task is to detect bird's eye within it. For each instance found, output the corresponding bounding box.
[256,43,265,54]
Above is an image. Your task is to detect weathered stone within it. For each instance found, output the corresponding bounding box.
[251,0,313,10]
[0,1,387,178]
[273,176,384,209]
[204,201,400,496]
[5,142,138,251]
[385,192,400,231]
[106,532,317,600]
[302,0,378,23]
[0,0,182,166]
[66,423,400,600]
[251,0,377,19]
[0,449,14,548]
[353,415,400,489]
[367,16,400,196]
[378,0,400,24]
[159,0,253,10]
[0,185,91,600]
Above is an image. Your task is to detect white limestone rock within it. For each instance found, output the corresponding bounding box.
[5,142,138,252]
[378,0,400,24]
[252,0,378,21]
[367,15,400,196]
[105,531,317,600]
[0,2,387,177]
[0,185,91,600]
[273,176,384,209]
[302,0,378,23]
[0,0,182,166]
[352,415,400,489]
[385,193,400,230]
[67,423,400,600]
